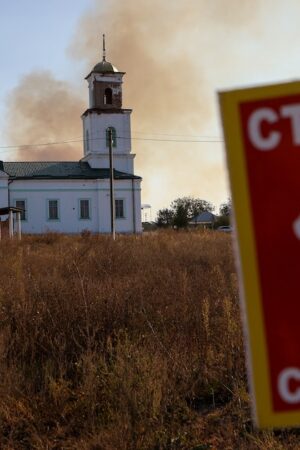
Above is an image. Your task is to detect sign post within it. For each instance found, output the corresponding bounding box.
[219,81,300,428]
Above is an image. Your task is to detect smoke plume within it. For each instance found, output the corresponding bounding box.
[4,71,84,161]
[69,0,261,130]
[4,0,269,211]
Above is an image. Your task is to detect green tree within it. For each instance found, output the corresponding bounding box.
[156,208,175,227]
[219,198,232,216]
[156,197,215,229]
[173,204,189,228]
[171,197,214,222]
[214,198,232,228]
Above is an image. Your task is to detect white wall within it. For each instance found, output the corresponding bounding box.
[9,178,142,234]
[83,111,132,154]
[82,153,135,173]
[82,110,134,172]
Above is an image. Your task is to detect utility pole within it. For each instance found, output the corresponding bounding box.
[108,128,116,240]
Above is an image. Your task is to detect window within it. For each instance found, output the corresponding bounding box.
[104,87,112,105]
[48,200,59,220]
[106,127,117,147]
[115,199,125,219]
[15,200,26,221]
[79,199,90,220]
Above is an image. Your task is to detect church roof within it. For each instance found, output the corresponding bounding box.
[87,35,123,76]
[93,60,119,74]
[1,161,141,180]
[85,60,125,79]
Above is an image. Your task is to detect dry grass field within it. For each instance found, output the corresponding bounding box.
[0,231,299,449]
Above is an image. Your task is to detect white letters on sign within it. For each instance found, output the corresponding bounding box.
[248,108,280,151]
[293,215,300,240]
[247,104,300,150]
[278,367,300,404]
[281,105,300,146]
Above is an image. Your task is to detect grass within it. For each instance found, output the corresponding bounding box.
[0,230,299,449]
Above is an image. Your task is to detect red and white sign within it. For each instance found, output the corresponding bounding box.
[220,82,300,427]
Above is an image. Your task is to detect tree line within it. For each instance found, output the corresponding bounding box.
[155,196,231,228]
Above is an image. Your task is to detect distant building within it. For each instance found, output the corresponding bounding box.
[0,42,142,234]
[141,204,152,222]
[190,211,216,228]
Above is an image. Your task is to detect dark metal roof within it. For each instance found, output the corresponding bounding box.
[2,161,141,180]
[93,60,119,73]
[81,108,132,117]
[85,60,125,79]
[192,211,217,223]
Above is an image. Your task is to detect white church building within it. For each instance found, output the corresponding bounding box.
[0,45,142,235]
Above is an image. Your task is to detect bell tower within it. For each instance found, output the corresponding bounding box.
[90,36,123,110]
[81,36,135,174]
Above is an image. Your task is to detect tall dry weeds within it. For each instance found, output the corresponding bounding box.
[0,231,298,449]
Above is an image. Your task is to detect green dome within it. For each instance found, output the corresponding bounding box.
[93,60,119,74]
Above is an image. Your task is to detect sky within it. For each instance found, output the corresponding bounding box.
[1,0,300,217]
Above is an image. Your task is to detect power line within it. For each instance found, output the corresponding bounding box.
[0,134,224,152]
[0,139,83,149]
[129,136,222,143]
[133,131,222,139]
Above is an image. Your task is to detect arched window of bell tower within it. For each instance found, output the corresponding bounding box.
[104,88,112,105]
